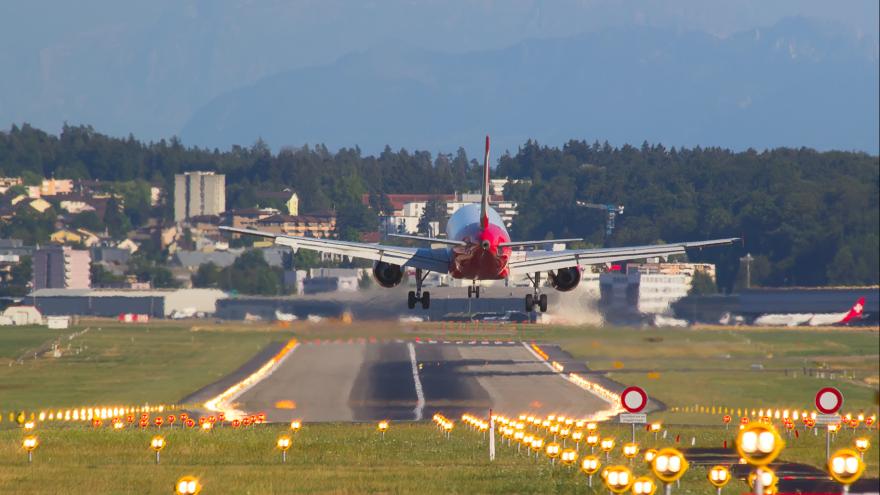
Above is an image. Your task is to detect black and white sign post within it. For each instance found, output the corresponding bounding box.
[815,387,844,462]
[620,386,649,442]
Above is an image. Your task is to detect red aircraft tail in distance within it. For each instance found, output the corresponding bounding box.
[839,297,865,324]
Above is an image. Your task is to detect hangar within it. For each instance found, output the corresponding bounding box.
[27,288,226,318]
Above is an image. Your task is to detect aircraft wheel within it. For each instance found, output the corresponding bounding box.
[539,294,548,312]
[525,293,534,312]
[475,286,481,298]
[421,291,431,309]
[407,291,417,309]
[467,286,473,298]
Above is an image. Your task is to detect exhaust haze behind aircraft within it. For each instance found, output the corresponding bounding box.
[221,136,738,313]
[753,297,866,327]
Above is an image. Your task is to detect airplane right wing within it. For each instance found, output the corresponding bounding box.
[507,238,740,274]
[219,226,451,273]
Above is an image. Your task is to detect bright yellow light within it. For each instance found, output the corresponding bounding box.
[649,422,662,433]
[643,449,657,464]
[708,465,731,488]
[24,421,35,431]
[200,421,213,432]
[602,465,634,493]
[175,476,202,495]
[622,442,639,459]
[22,436,39,451]
[545,442,561,458]
[571,430,584,441]
[581,455,601,475]
[600,437,615,452]
[632,476,657,495]
[651,448,689,483]
[277,435,292,451]
[378,420,389,432]
[150,436,166,452]
[829,449,865,485]
[560,448,578,465]
[290,420,302,431]
[854,438,870,453]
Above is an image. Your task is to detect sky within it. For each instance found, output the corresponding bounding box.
[0,0,877,154]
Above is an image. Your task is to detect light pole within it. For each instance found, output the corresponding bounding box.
[22,436,38,463]
[651,448,689,495]
[277,435,292,463]
[829,449,865,495]
[580,455,601,488]
[377,420,389,440]
[708,465,730,495]
[150,436,166,464]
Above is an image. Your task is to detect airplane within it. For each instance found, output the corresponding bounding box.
[752,297,866,327]
[220,136,738,312]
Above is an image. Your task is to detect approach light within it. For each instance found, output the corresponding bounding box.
[828,449,865,486]
[175,476,202,495]
[631,476,657,495]
[651,448,689,484]
[602,465,634,494]
[736,423,783,466]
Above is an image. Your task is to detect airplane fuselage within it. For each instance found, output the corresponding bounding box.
[445,204,512,280]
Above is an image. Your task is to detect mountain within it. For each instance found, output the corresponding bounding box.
[180,17,879,156]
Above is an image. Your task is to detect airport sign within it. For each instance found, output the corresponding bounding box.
[620,386,648,413]
[815,387,843,414]
[816,414,841,425]
[619,413,647,424]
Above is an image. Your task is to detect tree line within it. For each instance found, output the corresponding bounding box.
[1,124,877,290]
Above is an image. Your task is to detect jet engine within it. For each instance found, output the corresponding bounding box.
[548,267,581,292]
[372,261,404,288]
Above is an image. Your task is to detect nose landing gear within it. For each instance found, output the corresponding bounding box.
[467,282,481,299]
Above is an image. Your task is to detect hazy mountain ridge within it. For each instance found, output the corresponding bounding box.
[180,17,879,155]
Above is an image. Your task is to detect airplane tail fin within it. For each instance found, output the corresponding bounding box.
[480,135,490,229]
[840,297,865,324]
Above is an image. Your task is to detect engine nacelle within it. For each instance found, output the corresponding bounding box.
[548,267,581,292]
[372,261,404,288]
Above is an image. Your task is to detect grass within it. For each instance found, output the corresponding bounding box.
[0,422,876,494]
[0,321,294,412]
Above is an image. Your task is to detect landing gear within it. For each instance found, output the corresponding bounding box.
[408,268,431,309]
[467,283,481,299]
[525,272,548,312]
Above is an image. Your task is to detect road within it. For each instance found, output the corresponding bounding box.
[233,340,611,422]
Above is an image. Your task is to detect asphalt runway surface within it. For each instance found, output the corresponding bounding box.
[234,340,611,422]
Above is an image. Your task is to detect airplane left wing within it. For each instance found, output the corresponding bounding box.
[507,238,739,274]
[219,226,451,273]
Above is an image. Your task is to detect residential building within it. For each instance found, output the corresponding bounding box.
[50,228,101,247]
[255,189,299,215]
[255,212,336,238]
[0,177,22,194]
[225,208,280,230]
[32,246,91,290]
[174,171,226,222]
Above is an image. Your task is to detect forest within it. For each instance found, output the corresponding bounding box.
[1,123,877,290]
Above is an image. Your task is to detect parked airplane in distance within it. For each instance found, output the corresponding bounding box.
[753,297,866,327]
[221,136,738,312]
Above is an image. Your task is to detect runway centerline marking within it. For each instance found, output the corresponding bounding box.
[407,342,425,421]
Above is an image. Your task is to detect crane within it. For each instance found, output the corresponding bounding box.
[576,201,625,236]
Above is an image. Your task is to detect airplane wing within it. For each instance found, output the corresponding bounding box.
[507,238,740,274]
[219,226,451,273]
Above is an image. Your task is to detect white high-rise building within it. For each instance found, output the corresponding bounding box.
[174,172,226,222]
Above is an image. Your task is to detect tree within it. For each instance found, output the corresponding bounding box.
[218,250,283,295]
[0,256,31,297]
[417,199,447,235]
[689,271,717,295]
[192,262,222,288]
[91,263,125,287]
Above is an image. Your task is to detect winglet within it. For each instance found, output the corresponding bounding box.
[480,135,490,229]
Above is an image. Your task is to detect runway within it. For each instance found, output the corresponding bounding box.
[233,341,611,422]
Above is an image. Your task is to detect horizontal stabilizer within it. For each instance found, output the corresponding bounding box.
[499,238,583,248]
[389,233,466,246]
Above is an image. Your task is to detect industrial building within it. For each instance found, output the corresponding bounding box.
[27,288,226,318]
[600,262,716,315]
[174,171,226,222]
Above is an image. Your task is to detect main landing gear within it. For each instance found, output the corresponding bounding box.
[525,272,548,312]
[408,268,430,310]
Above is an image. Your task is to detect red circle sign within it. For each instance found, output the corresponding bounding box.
[815,387,843,414]
[620,386,648,413]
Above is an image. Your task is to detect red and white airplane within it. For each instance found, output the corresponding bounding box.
[753,297,866,327]
[221,136,738,312]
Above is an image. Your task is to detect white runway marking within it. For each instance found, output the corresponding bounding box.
[407,342,425,420]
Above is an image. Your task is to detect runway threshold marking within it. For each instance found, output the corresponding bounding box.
[407,342,426,421]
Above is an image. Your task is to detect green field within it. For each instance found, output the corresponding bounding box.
[1,421,876,494]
